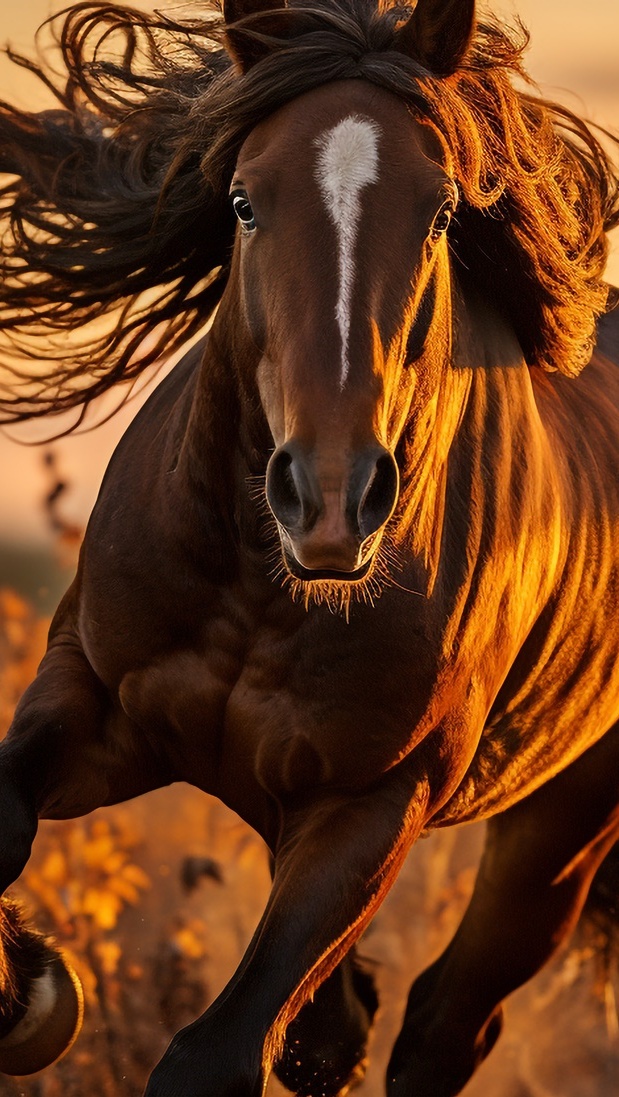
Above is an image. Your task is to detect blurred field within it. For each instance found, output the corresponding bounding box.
[0,2,619,1096]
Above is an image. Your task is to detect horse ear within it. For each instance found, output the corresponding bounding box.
[223,0,288,73]
[395,0,476,76]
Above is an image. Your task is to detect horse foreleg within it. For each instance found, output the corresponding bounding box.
[273,947,378,1097]
[387,723,619,1097]
[0,636,169,1075]
[259,843,378,1097]
[144,769,427,1097]
[0,897,83,1076]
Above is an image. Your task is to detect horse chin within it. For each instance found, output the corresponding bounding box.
[277,546,386,616]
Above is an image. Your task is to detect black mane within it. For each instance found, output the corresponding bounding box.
[0,0,617,422]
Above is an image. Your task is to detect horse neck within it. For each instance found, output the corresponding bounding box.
[396,283,564,606]
[437,288,567,646]
[173,295,273,571]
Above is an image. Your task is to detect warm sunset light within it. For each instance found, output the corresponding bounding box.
[0,3,618,1096]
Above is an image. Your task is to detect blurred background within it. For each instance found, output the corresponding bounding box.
[0,2,618,1095]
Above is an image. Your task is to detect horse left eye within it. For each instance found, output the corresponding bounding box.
[232,193,256,231]
[430,203,453,242]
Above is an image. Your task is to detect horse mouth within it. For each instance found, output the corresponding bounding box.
[282,552,374,584]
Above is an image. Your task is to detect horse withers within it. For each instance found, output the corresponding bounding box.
[0,0,619,1094]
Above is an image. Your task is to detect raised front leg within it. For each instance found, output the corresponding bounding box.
[388,723,619,1097]
[273,948,378,1097]
[145,770,427,1097]
[0,634,171,1075]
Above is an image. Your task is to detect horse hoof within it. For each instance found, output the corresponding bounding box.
[0,952,84,1075]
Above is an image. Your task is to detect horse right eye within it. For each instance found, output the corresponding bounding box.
[232,193,256,231]
[429,202,454,243]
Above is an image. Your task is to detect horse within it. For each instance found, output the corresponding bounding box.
[0,0,618,1093]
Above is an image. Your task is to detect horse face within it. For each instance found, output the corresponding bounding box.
[230,80,455,582]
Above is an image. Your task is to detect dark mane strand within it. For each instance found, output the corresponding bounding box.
[0,2,235,422]
[0,0,618,423]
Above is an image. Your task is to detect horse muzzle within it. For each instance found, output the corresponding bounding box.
[265,441,399,579]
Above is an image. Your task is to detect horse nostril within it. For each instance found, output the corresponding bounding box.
[357,451,399,539]
[266,449,301,530]
[266,446,321,533]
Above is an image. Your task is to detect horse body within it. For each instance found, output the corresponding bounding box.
[70,235,619,831]
[1,1,619,1094]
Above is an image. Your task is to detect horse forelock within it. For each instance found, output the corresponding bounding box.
[0,0,617,422]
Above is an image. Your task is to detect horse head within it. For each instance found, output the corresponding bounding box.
[218,0,474,586]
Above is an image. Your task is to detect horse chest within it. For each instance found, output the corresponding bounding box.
[222,619,446,794]
[119,602,439,797]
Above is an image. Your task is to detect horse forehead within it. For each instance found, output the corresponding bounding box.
[236,80,431,181]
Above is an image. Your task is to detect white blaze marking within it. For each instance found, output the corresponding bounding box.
[315,115,380,386]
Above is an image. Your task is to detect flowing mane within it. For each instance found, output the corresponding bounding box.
[0,0,617,422]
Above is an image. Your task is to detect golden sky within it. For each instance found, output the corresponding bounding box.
[0,0,617,546]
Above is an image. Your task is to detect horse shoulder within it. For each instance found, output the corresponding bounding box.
[436,345,619,825]
[74,341,209,678]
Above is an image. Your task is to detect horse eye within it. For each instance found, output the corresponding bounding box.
[429,203,453,243]
[232,192,256,232]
